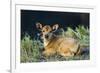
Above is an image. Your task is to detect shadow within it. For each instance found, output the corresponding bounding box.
[6,69,10,73]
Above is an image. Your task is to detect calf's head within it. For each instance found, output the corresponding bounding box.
[36,22,59,40]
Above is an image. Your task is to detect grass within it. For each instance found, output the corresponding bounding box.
[65,25,89,46]
[21,25,90,63]
[21,34,43,62]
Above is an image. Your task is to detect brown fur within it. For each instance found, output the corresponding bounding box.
[36,23,80,57]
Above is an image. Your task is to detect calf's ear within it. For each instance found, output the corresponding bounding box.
[36,22,43,29]
[52,24,59,31]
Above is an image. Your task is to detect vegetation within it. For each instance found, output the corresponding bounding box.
[21,25,90,63]
[65,25,89,47]
[21,34,43,62]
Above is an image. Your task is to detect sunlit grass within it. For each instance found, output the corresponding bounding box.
[65,25,89,47]
[21,34,43,62]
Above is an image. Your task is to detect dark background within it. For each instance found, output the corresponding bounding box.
[21,10,89,39]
